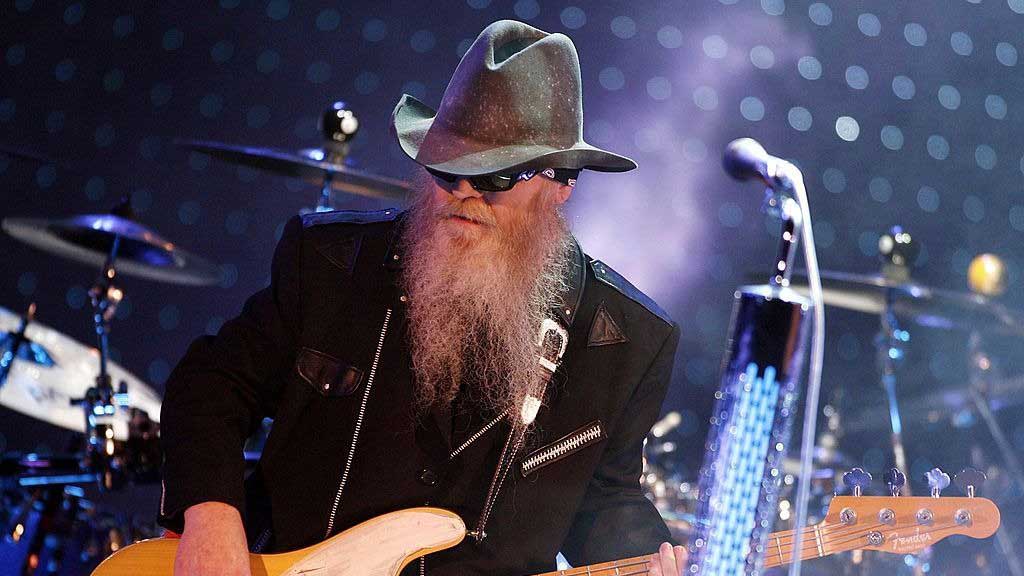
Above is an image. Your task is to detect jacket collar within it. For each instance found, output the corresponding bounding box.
[383,215,586,329]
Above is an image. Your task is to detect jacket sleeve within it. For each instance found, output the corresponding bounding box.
[560,322,681,564]
[158,215,303,533]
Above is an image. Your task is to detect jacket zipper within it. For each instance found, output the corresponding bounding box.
[324,308,393,538]
[520,422,604,476]
[448,409,508,460]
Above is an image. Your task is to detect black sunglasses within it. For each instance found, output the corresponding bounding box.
[427,167,580,192]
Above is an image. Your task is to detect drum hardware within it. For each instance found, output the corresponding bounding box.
[177,102,411,212]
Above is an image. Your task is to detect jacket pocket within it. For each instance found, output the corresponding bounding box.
[520,420,606,477]
[294,347,365,397]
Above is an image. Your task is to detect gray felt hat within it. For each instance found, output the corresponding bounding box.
[391,20,637,176]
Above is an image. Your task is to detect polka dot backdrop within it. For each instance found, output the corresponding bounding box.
[2,3,1024,564]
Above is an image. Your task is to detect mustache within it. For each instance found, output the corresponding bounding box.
[435,198,498,227]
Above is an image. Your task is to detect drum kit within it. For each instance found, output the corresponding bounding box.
[643,228,1024,574]
[0,103,411,575]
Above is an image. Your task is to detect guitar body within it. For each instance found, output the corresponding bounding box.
[91,507,466,576]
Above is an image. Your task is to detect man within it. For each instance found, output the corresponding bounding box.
[160,20,685,575]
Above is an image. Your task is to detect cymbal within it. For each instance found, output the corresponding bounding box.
[178,139,411,201]
[2,214,221,286]
[0,306,161,439]
[787,270,1024,335]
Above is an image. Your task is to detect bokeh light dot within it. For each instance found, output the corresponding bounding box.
[0,98,14,122]
[133,189,154,212]
[682,138,708,162]
[316,9,341,31]
[410,29,436,53]
[927,135,950,160]
[703,35,728,59]
[815,221,835,248]
[45,110,65,133]
[225,210,249,235]
[610,16,637,39]
[36,165,56,188]
[560,6,586,29]
[996,42,1018,66]
[456,38,474,58]
[858,231,880,256]
[1010,0,1024,14]
[963,195,985,222]
[857,13,881,37]
[17,272,37,296]
[211,40,234,63]
[646,76,672,101]
[808,2,832,25]
[6,44,26,66]
[306,61,331,84]
[718,202,744,227]
[599,67,625,91]
[363,19,387,42]
[892,75,916,100]
[200,93,224,118]
[113,14,135,38]
[938,85,961,109]
[658,26,684,49]
[94,123,115,147]
[835,116,860,141]
[55,59,76,82]
[266,0,290,21]
[84,176,106,201]
[951,31,974,56]
[985,95,1008,119]
[975,145,997,170]
[904,23,927,46]
[1010,205,1024,231]
[66,285,88,310]
[797,56,822,80]
[880,125,904,150]
[257,50,281,74]
[750,45,775,69]
[178,200,202,225]
[868,177,893,203]
[586,119,614,144]
[823,168,846,193]
[247,105,271,128]
[740,96,766,121]
[148,359,171,385]
[761,0,785,16]
[917,186,940,213]
[845,65,869,90]
[219,264,239,289]
[103,68,125,92]
[693,86,718,110]
[64,3,84,25]
[513,0,540,19]
[787,106,812,131]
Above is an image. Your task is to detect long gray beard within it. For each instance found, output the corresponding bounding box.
[401,174,574,421]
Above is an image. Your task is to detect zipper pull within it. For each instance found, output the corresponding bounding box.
[467,529,487,543]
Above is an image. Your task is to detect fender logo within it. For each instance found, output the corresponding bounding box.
[889,530,932,551]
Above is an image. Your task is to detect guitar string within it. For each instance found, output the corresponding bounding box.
[543,519,961,576]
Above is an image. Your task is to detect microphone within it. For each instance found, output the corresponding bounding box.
[722,137,779,184]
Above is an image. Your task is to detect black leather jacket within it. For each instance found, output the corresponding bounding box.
[158,209,680,575]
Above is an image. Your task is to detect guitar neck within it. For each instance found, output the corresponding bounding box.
[530,524,856,575]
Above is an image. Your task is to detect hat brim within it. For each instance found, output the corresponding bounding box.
[391,94,637,175]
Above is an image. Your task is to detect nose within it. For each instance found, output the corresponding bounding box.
[450,178,483,200]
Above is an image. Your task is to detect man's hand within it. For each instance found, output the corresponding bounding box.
[174,501,252,576]
[647,542,688,576]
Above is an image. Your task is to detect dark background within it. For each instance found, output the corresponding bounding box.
[2,0,1024,572]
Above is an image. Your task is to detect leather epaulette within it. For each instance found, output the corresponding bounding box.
[589,259,673,326]
[301,208,401,229]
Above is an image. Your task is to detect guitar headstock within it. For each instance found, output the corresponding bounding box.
[822,495,1000,555]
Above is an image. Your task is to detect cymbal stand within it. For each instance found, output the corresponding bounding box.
[968,331,1024,576]
[0,303,36,389]
[877,290,910,495]
[314,102,359,213]
[75,235,126,491]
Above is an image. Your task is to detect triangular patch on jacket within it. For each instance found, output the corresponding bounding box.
[315,235,361,274]
[588,301,628,347]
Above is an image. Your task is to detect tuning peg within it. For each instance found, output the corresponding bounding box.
[954,468,986,498]
[884,467,906,496]
[925,468,951,498]
[843,468,872,496]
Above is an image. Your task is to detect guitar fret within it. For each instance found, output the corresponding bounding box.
[775,534,784,565]
[813,524,825,557]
